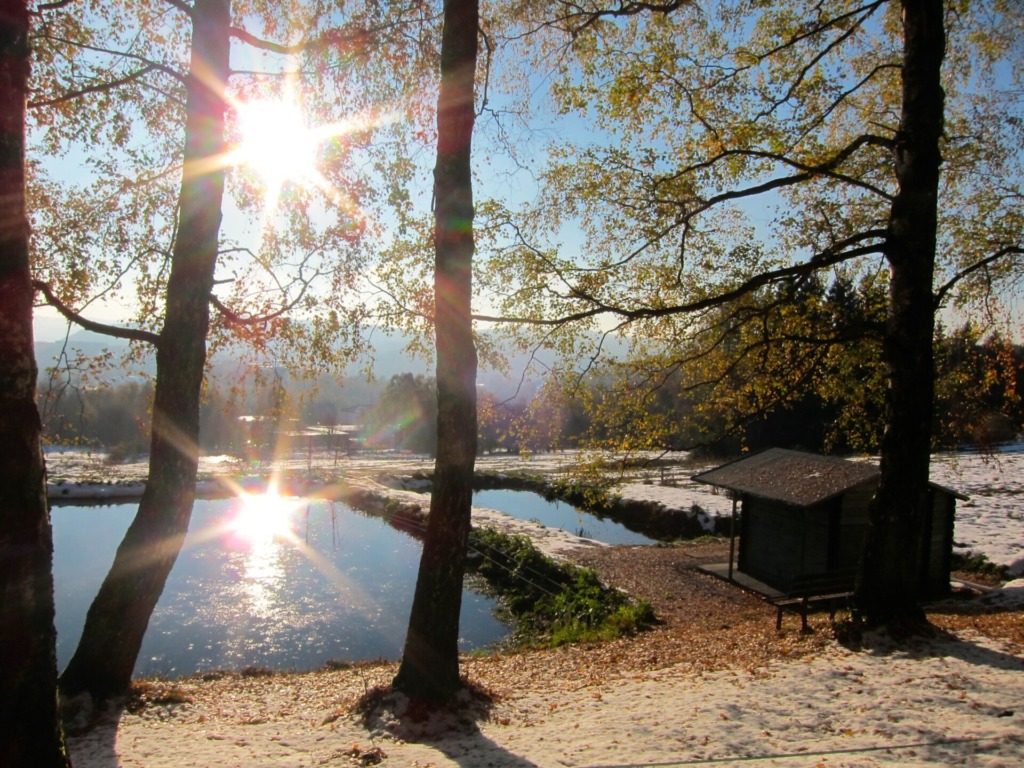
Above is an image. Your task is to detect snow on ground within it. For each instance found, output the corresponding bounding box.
[67,628,1024,768]
[930,448,1024,574]
[980,578,1024,609]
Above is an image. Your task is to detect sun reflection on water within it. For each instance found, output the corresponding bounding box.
[226,487,300,620]
[240,534,284,619]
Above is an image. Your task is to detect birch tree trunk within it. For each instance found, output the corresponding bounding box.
[59,0,231,702]
[392,0,479,702]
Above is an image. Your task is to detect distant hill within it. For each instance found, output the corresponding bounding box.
[35,333,155,383]
[34,326,624,402]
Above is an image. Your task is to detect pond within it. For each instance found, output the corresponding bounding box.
[473,488,658,545]
[51,496,508,678]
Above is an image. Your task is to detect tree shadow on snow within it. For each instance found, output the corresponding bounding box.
[62,693,123,768]
[839,617,1024,672]
[353,679,541,767]
[63,679,198,768]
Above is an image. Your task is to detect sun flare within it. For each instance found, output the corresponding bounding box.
[229,87,392,228]
[230,489,297,542]
[236,98,320,188]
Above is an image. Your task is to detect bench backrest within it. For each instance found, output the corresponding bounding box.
[785,568,857,597]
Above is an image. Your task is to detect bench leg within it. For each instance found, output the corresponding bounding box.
[776,606,784,631]
[800,598,809,633]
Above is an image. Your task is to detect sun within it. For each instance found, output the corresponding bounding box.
[235,96,321,192]
[228,90,387,228]
[229,488,298,542]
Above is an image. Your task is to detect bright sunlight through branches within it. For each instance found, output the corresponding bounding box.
[236,99,319,185]
[229,86,387,229]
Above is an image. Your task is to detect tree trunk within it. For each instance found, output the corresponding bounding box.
[392,0,479,702]
[857,0,945,623]
[59,0,230,702]
[0,1,72,764]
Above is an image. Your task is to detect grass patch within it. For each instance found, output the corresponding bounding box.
[951,550,1010,582]
[467,527,656,648]
[548,477,619,513]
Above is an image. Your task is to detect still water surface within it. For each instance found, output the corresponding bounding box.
[51,497,508,678]
[472,488,657,545]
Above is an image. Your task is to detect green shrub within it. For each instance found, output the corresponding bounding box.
[467,527,655,647]
[950,550,1010,582]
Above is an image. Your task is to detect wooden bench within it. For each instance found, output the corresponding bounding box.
[771,570,857,632]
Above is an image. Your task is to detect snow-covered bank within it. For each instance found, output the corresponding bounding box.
[44,446,1024,573]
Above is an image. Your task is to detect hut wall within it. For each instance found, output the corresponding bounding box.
[739,499,803,588]
[801,505,831,573]
[739,489,874,590]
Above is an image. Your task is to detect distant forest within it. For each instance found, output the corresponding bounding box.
[37,320,1023,461]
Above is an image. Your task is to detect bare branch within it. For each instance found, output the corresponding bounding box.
[228,25,307,55]
[229,21,389,57]
[160,0,193,16]
[37,35,186,84]
[34,0,76,13]
[210,285,308,327]
[502,0,688,44]
[748,1,886,63]
[364,277,432,322]
[749,1,887,121]
[557,0,689,37]
[934,245,1024,307]
[32,280,161,346]
[209,253,329,327]
[473,230,887,326]
[793,63,901,148]
[28,64,158,109]
[666,133,895,203]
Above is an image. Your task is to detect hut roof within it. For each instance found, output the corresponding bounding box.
[693,449,875,506]
[692,448,967,507]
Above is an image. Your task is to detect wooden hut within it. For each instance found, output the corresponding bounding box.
[693,448,965,598]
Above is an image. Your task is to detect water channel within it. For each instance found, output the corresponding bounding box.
[472,488,658,545]
[51,497,508,678]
